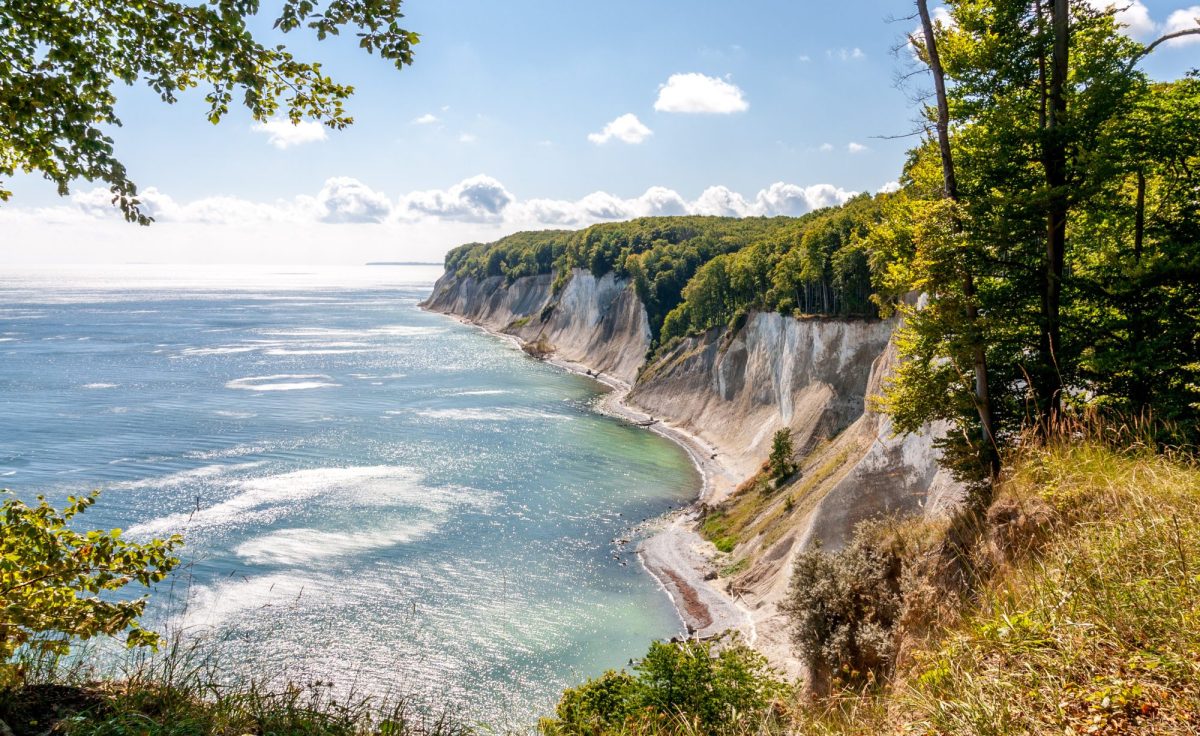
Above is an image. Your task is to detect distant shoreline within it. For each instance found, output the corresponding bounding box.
[364,261,444,266]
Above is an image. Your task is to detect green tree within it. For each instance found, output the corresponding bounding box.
[767,428,795,482]
[540,636,786,736]
[0,491,182,686]
[0,0,419,223]
[878,0,1200,485]
[1071,75,1200,433]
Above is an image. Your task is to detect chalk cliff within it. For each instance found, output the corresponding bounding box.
[421,268,961,671]
[423,268,650,384]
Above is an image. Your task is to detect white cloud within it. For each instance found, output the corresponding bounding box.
[587,113,653,145]
[819,142,834,152]
[753,183,856,216]
[798,53,812,62]
[412,113,440,125]
[848,142,869,154]
[692,186,755,217]
[638,186,690,216]
[458,133,478,144]
[402,175,514,223]
[250,119,328,149]
[829,47,866,61]
[1083,0,1157,39]
[653,73,749,114]
[879,180,902,194]
[1164,5,1200,44]
[59,176,857,228]
[316,178,392,224]
[11,176,861,264]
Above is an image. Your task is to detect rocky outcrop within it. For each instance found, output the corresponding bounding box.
[631,314,896,488]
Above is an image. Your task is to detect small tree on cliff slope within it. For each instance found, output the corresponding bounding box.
[768,428,796,484]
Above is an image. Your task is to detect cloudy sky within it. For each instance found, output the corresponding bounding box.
[3,0,1197,264]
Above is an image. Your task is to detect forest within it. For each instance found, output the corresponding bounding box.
[444,200,886,345]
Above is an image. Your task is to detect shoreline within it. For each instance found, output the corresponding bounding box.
[425,308,755,644]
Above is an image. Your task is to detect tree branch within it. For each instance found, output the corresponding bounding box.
[1126,24,1200,72]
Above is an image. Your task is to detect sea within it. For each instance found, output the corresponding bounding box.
[0,264,699,728]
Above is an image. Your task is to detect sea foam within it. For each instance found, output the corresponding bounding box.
[129,466,487,536]
[225,374,341,391]
[233,521,440,565]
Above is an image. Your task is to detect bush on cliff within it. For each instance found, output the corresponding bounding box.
[539,635,789,736]
[781,525,904,697]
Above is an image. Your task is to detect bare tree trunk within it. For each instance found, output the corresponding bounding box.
[917,0,1000,476]
[1041,0,1069,422]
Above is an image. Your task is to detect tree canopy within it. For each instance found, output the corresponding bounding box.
[444,206,887,346]
[0,0,418,223]
[878,0,1200,487]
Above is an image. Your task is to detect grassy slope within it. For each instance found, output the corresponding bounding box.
[797,440,1200,735]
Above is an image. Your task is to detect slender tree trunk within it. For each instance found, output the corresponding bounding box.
[1041,0,1069,421]
[1130,169,1148,409]
[917,0,1000,476]
[1134,170,1145,260]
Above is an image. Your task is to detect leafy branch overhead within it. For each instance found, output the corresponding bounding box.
[0,0,418,223]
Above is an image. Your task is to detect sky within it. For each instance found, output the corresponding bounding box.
[2,0,1198,265]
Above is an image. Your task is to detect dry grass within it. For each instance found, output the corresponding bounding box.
[784,437,1200,735]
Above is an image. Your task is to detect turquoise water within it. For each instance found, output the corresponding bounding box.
[0,265,698,727]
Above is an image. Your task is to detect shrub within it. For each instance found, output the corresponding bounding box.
[0,491,182,687]
[540,636,788,735]
[781,525,902,694]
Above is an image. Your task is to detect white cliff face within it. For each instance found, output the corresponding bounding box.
[422,268,651,384]
[421,272,554,334]
[798,336,963,551]
[423,270,959,528]
[631,313,897,491]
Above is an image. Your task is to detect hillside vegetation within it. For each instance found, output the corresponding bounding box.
[442,201,885,345]
[540,433,1200,735]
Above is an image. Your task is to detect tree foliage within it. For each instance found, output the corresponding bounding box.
[0,0,419,222]
[0,491,182,686]
[878,0,1200,486]
[540,635,787,736]
[767,429,795,483]
[446,202,887,347]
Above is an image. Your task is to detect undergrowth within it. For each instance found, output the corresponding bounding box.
[0,639,472,736]
[787,435,1200,735]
